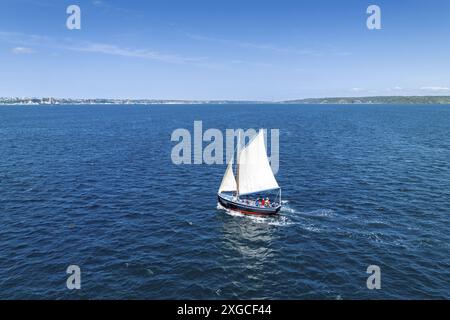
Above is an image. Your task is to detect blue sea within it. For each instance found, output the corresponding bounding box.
[0,104,449,299]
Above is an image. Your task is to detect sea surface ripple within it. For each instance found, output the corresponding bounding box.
[0,104,449,299]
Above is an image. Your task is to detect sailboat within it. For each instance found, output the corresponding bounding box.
[217,129,281,216]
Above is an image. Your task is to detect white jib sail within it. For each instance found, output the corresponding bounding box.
[218,157,237,193]
[238,130,279,195]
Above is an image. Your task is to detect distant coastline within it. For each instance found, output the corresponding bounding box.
[1,96,450,105]
[282,96,450,104]
[0,98,265,106]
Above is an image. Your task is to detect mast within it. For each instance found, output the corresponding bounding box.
[236,131,241,198]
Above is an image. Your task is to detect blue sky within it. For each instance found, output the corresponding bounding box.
[1,0,450,100]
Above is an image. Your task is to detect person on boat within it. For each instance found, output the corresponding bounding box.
[261,198,265,207]
[266,197,270,207]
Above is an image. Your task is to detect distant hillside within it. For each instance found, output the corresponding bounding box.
[2,96,450,105]
[0,97,266,105]
[282,96,450,104]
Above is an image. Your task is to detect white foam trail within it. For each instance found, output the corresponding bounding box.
[281,205,297,214]
[217,203,228,211]
[300,224,321,232]
[305,209,335,217]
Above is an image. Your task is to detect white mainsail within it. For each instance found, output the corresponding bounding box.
[237,129,279,195]
[218,157,237,193]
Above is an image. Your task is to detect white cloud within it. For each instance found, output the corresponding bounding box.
[1,31,49,43]
[186,33,320,56]
[11,47,35,54]
[69,43,206,64]
[386,86,403,92]
[420,86,450,92]
[350,87,365,92]
[1,30,206,65]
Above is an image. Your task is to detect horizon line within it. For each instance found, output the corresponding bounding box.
[2,94,450,103]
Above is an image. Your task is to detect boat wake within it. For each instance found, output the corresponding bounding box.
[216,199,336,230]
[300,208,336,218]
[280,204,297,214]
[279,201,334,218]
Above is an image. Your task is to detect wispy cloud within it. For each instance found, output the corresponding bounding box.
[420,86,450,92]
[92,0,105,7]
[186,32,352,57]
[0,30,206,65]
[186,33,320,56]
[327,44,352,57]
[11,47,35,54]
[386,86,404,92]
[68,42,206,64]
[0,30,50,45]
[90,0,142,17]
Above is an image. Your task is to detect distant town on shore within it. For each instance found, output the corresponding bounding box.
[1,96,450,105]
